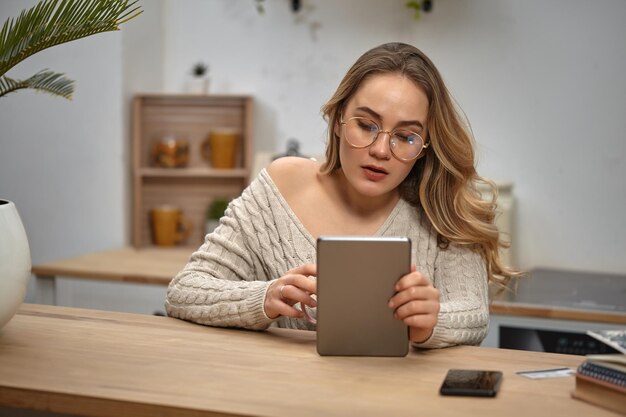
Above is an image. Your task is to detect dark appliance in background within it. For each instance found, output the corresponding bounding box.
[500,326,620,355]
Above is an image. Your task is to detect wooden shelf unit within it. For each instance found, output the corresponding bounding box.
[132,94,253,248]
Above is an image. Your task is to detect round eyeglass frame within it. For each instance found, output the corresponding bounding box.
[340,116,429,162]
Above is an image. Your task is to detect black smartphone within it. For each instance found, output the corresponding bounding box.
[439,369,503,397]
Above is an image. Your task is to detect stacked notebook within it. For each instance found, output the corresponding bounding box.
[571,330,626,415]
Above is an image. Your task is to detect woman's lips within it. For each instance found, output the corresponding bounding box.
[362,165,388,181]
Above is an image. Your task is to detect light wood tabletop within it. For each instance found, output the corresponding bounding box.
[0,304,614,417]
[31,246,194,285]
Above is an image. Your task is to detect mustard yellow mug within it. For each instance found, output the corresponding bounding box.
[201,129,240,169]
[150,206,192,246]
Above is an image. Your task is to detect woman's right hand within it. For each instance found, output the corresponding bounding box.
[264,264,317,319]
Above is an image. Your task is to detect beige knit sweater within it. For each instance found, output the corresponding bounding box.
[165,169,489,348]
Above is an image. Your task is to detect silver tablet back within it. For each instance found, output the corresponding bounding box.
[316,236,410,356]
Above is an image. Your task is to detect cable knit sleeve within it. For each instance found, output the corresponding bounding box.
[165,177,277,330]
[165,169,317,331]
[412,243,489,349]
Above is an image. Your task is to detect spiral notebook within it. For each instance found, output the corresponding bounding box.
[578,357,626,387]
[571,353,626,414]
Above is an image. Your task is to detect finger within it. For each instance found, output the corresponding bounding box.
[388,285,439,309]
[394,271,431,291]
[279,284,317,307]
[403,312,438,330]
[283,274,317,295]
[287,263,317,277]
[392,298,439,330]
[393,299,440,321]
[271,301,306,319]
[265,281,301,319]
[269,280,292,304]
[266,264,318,319]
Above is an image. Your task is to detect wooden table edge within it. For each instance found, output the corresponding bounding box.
[490,301,626,324]
[31,265,172,285]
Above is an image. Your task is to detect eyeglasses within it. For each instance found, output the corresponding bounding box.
[340,116,429,161]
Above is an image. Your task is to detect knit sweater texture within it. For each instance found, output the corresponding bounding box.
[165,169,489,348]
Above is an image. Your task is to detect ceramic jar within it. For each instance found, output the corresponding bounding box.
[0,200,31,330]
[151,136,190,168]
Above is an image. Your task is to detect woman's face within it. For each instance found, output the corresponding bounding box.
[335,73,429,200]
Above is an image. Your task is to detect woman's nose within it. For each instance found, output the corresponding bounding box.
[369,131,392,159]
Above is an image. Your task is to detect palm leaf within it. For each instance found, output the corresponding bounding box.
[0,0,142,77]
[0,69,74,99]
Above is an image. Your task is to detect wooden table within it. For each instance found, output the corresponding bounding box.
[0,304,613,417]
[31,246,193,304]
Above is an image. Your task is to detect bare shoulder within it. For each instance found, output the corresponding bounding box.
[266,156,320,198]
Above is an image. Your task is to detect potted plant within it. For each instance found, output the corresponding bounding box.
[205,198,230,236]
[0,0,142,330]
[187,61,210,94]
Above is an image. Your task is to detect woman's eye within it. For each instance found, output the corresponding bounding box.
[395,131,417,144]
[357,121,378,132]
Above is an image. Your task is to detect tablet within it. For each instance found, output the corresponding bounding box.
[316,236,411,356]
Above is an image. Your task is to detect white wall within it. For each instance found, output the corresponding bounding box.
[0,0,125,260]
[156,0,626,274]
[413,1,626,274]
[0,0,624,314]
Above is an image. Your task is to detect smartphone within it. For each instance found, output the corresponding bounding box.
[439,369,503,397]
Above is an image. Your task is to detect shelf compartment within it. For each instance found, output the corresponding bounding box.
[132,94,253,248]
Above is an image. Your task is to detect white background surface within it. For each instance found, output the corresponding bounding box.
[0,0,624,313]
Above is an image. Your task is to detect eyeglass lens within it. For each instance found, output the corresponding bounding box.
[343,117,424,160]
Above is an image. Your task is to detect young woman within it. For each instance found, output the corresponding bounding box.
[165,42,516,348]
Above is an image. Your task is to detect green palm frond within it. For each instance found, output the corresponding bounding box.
[0,0,141,99]
[0,0,142,77]
[0,69,74,99]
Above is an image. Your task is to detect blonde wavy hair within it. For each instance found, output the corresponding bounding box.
[320,42,520,287]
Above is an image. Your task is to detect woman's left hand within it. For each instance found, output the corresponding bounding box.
[388,265,440,343]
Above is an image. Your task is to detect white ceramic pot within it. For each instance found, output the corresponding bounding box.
[0,200,31,330]
[186,77,209,94]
